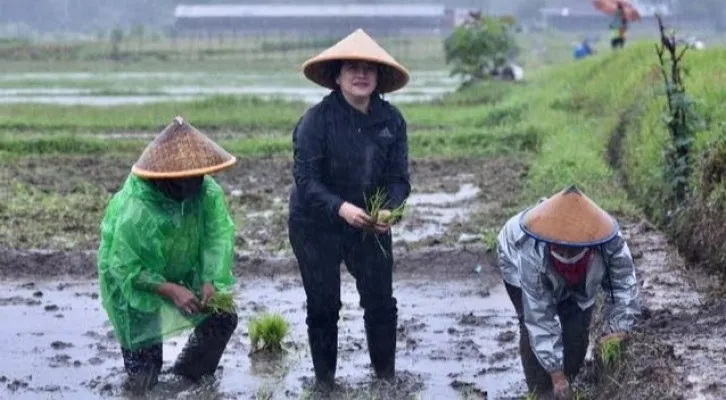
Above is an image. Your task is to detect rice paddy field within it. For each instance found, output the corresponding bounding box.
[1,26,726,400]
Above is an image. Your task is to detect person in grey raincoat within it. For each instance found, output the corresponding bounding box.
[496,185,640,399]
[287,28,411,389]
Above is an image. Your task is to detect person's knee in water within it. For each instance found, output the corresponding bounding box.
[495,185,641,399]
[96,116,239,395]
[288,28,412,388]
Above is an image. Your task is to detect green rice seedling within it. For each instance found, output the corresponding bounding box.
[363,188,407,257]
[600,336,624,369]
[364,187,406,225]
[204,292,237,314]
[248,312,290,354]
[573,389,588,400]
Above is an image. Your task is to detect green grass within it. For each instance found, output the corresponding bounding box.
[0,95,309,133]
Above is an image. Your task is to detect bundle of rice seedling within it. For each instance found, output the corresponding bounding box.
[363,188,407,257]
[248,312,290,354]
[204,292,237,314]
[364,187,406,225]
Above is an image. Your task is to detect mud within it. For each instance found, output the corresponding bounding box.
[576,222,726,400]
[3,150,726,399]
[0,267,526,400]
[1,154,527,264]
[2,220,725,399]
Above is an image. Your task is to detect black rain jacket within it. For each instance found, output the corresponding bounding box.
[288,89,411,230]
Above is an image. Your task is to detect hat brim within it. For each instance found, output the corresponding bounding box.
[132,156,237,179]
[303,56,410,94]
[518,207,619,247]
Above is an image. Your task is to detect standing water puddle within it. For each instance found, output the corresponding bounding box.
[394,183,481,244]
[0,274,525,399]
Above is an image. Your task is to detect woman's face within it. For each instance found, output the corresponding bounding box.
[336,60,378,99]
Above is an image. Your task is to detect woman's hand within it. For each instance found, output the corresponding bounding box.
[200,283,216,306]
[158,283,202,314]
[338,202,375,230]
[551,371,573,400]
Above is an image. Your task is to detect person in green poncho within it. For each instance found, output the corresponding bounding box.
[97,116,239,394]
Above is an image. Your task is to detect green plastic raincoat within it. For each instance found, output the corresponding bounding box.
[97,173,236,351]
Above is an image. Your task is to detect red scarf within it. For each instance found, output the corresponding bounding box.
[549,249,592,286]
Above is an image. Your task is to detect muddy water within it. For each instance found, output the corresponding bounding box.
[0,71,458,106]
[395,183,482,244]
[0,274,526,400]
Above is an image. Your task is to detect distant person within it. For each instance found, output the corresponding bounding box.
[288,29,411,390]
[495,185,640,399]
[97,116,239,395]
[573,39,594,60]
[610,1,628,49]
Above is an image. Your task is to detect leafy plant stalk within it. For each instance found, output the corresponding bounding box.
[654,14,702,211]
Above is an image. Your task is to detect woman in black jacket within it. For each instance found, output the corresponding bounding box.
[287,28,411,389]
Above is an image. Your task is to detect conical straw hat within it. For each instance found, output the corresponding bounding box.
[302,28,410,93]
[131,116,237,179]
[519,185,619,246]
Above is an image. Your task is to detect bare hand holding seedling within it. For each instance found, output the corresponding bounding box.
[550,371,573,400]
[339,202,375,230]
[200,282,216,306]
[158,283,202,314]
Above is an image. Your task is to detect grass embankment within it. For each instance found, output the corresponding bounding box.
[519,39,726,279]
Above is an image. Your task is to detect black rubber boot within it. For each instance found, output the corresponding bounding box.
[365,321,396,380]
[308,325,338,388]
[121,344,162,396]
[125,365,160,396]
[172,312,238,382]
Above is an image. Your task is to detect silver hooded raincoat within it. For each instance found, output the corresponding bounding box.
[496,209,640,373]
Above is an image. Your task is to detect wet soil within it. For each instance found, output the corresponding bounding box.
[2,153,726,399]
[576,222,726,400]
[0,154,527,270]
[0,269,525,399]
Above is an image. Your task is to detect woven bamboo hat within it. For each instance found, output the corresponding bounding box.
[131,116,237,179]
[519,185,619,246]
[302,28,410,94]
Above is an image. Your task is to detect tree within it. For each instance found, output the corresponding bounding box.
[443,14,519,87]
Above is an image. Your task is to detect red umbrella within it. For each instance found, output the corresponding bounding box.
[593,0,641,21]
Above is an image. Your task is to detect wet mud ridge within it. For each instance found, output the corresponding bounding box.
[583,222,726,400]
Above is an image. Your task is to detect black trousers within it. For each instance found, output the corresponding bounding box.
[121,311,238,394]
[288,219,398,383]
[504,282,593,396]
[611,37,625,49]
